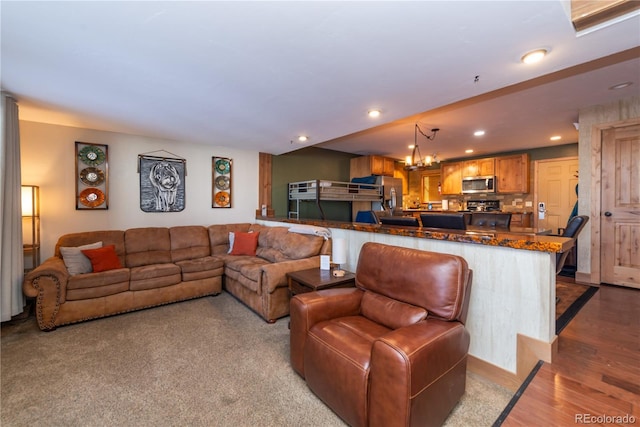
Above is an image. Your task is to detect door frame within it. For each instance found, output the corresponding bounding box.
[586,117,640,285]
[533,156,579,230]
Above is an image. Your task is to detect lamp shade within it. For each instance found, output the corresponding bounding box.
[21,185,39,217]
[332,238,347,265]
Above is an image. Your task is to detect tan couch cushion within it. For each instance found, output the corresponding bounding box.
[125,227,171,267]
[66,268,130,301]
[175,256,224,281]
[224,256,270,294]
[251,226,324,263]
[170,226,211,262]
[129,263,181,291]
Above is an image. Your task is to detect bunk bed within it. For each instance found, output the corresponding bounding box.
[288,179,383,220]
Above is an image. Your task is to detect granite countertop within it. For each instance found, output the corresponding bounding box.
[258,216,573,253]
[403,209,535,214]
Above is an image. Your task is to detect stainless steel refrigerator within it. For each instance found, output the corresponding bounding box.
[372,176,404,215]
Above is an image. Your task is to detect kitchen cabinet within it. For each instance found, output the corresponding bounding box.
[496,154,529,193]
[462,157,495,177]
[350,155,395,177]
[440,161,462,195]
[373,156,396,176]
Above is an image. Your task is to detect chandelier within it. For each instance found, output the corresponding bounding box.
[404,124,440,171]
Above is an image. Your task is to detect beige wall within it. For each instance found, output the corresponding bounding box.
[20,121,259,260]
[577,95,640,281]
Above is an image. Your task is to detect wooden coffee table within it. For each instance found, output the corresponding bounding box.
[287,268,356,296]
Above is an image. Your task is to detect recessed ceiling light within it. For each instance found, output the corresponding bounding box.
[609,81,632,90]
[550,135,562,141]
[521,49,548,64]
[465,149,474,154]
[298,136,309,143]
[474,130,485,137]
[368,109,381,118]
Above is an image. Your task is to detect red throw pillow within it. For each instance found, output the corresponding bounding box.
[230,232,259,256]
[81,245,123,272]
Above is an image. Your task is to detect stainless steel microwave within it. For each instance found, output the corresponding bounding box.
[462,176,496,194]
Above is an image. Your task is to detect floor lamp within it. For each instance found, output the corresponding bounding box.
[21,185,40,272]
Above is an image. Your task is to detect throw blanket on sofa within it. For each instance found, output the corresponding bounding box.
[288,225,331,240]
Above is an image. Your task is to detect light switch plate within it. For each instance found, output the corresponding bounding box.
[525,201,533,207]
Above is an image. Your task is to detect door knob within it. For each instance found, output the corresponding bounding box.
[604,211,612,217]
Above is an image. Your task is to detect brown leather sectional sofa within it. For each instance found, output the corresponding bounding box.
[23,223,330,331]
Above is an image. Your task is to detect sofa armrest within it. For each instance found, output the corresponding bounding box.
[368,320,470,426]
[23,257,69,298]
[290,288,363,377]
[260,256,321,294]
[23,257,70,331]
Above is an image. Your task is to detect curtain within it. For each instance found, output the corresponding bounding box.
[0,93,25,321]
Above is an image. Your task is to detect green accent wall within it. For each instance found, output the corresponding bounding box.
[527,143,578,160]
[445,142,578,162]
[272,147,358,220]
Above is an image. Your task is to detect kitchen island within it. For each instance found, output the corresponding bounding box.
[257,216,572,390]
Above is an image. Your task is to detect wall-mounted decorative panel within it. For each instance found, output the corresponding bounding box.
[138,155,186,212]
[212,156,232,208]
[75,141,108,210]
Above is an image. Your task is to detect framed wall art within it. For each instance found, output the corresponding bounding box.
[75,141,109,210]
[138,152,186,212]
[212,156,232,208]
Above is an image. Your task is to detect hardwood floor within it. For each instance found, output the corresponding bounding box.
[501,283,640,425]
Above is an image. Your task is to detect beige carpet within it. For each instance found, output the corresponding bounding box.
[1,293,512,426]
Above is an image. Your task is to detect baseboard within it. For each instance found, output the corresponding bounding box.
[468,334,557,392]
[575,271,595,285]
[516,334,557,382]
[467,356,521,392]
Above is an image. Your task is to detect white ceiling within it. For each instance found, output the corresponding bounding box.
[2,1,639,162]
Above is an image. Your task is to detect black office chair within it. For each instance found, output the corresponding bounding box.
[556,215,589,275]
[420,213,468,230]
[469,213,512,228]
[379,216,420,227]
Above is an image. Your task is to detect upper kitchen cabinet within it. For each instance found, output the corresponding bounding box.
[441,161,462,195]
[350,155,396,177]
[462,157,495,177]
[496,153,529,193]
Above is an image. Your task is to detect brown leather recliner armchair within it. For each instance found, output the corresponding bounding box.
[290,242,472,427]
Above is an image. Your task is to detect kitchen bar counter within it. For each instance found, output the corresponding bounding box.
[258,216,572,254]
[404,209,535,228]
[257,216,569,389]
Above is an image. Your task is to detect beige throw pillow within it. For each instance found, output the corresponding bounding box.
[59,241,103,275]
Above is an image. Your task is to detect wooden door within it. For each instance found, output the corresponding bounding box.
[536,158,579,232]
[601,124,640,288]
